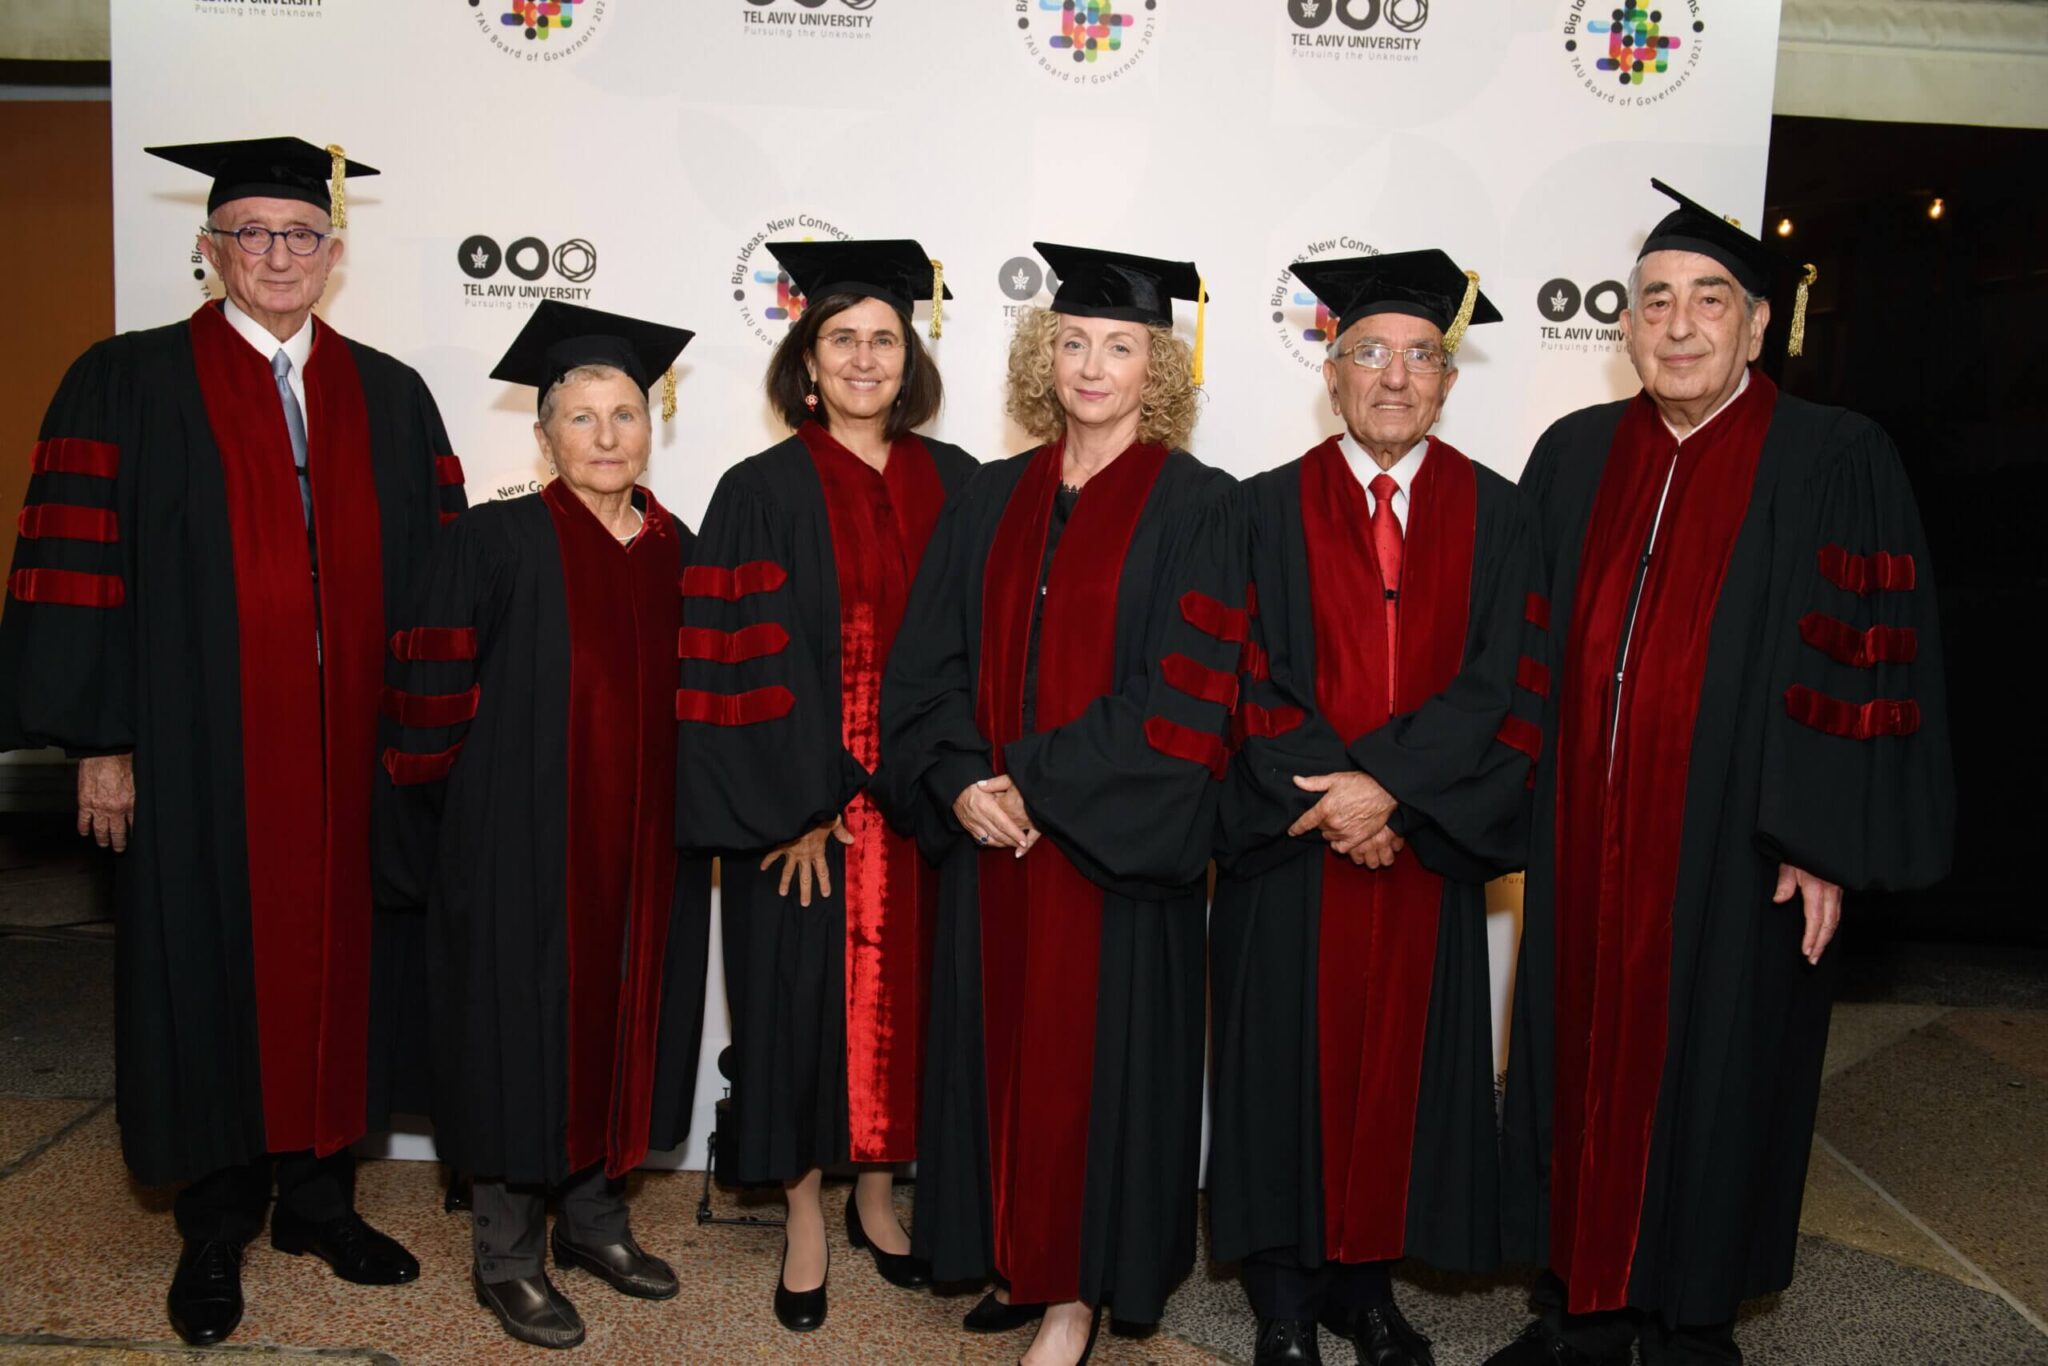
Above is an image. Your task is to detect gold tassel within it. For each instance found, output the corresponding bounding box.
[929,258,944,340]
[1192,279,1208,387]
[1442,270,1481,354]
[1787,263,1817,358]
[662,367,678,422]
[324,144,347,228]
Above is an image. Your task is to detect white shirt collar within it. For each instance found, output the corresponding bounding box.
[1338,431,1428,502]
[1660,367,1750,443]
[221,298,314,374]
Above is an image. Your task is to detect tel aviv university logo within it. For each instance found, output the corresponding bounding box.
[1286,0,1428,63]
[1534,273,1629,354]
[742,0,881,40]
[996,251,1065,320]
[455,234,599,310]
[1561,2,1706,106]
[464,0,609,61]
[1014,0,1161,85]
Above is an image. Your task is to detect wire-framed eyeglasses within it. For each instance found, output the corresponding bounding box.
[1335,341,1447,374]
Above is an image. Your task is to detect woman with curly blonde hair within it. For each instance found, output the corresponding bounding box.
[880,243,1245,1366]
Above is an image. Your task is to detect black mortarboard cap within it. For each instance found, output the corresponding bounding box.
[491,300,695,421]
[146,137,376,224]
[1290,248,1502,350]
[1638,178,1819,358]
[1034,241,1205,327]
[1638,178,1792,296]
[765,239,953,337]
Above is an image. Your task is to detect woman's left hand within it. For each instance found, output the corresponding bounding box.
[761,816,856,906]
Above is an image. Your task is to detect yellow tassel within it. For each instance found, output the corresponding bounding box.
[1191,279,1208,388]
[929,258,944,340]
[1787,263,1817,358]
[324,143,347,229]
[1442,270,1481,354]
[662,367,678,422]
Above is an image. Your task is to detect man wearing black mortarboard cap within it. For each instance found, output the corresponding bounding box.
[0,136,464,1345]
[1487,180,1953,1365]
[380,300,703,1349]
[1205,248,1544,1366]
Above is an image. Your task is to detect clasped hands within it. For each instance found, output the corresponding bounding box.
[952,775,1041,858]
[1288,769,1403,869]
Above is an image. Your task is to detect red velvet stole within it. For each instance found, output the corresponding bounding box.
[188,302,383,1156]
[797,421,947,1162]
[1550,371,1778,1311]
[544,481,682,1177]
[975,438,1169,1304]
[1299,435,1475,1262]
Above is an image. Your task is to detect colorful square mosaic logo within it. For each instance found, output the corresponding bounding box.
[1294,292,1336,345]
[1043,0,1134,61]
[753,268,806,324]
[502,0,581,41]
[1588,6,1682,84]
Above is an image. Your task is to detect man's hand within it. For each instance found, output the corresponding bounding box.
[1288,770,1398,854]
[1774,862,1844,965]
[1348,827,1406,870]
[952,776,1040,856]
[760,816,854,907]
[77,754,137,853]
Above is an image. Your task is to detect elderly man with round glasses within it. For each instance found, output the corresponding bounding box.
[0,135,463,1346]
[1210,249,1546,1366]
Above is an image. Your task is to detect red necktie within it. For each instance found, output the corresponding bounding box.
[1370,473,1403,715]
[1370,473,1404,594]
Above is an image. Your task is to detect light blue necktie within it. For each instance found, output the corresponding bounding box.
[272,349,312,528]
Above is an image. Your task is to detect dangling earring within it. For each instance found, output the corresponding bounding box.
[804,375,819,412]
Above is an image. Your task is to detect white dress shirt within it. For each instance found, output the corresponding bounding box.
[221,298,314,432]
[1337,431,1428,533]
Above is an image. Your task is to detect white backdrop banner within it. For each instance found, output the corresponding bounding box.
[110,0,1783,1170]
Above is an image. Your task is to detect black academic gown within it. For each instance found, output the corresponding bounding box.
[878,444,1243,1324]
[379,485,711,1185]
[1500,378,1954,1326]
[676,429,977,1183]
[1210,439,1545,1278]
[0,305,461,1185]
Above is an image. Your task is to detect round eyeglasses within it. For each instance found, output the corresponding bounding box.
[1336,341,1447,374]
[207,224,331,258]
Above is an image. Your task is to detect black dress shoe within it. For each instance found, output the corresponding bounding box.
[1332,1302,1435,1366]
[443,1169,471,1213]
[551,1225,678,1300]
[963,1289,1046,1333]
[167,1239,244,1347]
[1254,1317,1323,1366]
[473,1265,586,1349]
[774,1238,827,1332]
[1481,1320,1631,1366]
[270,1208,420,1285]
[845,1191,932,1289]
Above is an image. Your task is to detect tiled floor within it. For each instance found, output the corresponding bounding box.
[2,837,2044,1363]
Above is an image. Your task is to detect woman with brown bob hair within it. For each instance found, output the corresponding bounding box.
[879,243,1244,1366]
[675,240,976,1333]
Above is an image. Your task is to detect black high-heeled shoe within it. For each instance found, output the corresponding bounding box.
[845,1191,932,1289]
[964,1289,1046,1333]
[773,1238,827,1332]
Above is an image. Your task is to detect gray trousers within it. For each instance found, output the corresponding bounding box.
[472,1164,629,1284]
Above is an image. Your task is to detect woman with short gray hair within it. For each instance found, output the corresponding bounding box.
[379,301,709,1350]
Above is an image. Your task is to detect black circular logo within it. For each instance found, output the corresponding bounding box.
[1287,0,1332,28]
[1384,0,1427,33]
[1584,280,1627,325]
[1538,278,1581,320]
[552,238,598,283]
[998,256,1044,301]
[1336,0,1382,30]
[458,235,502,280]
[504,237,550,283]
